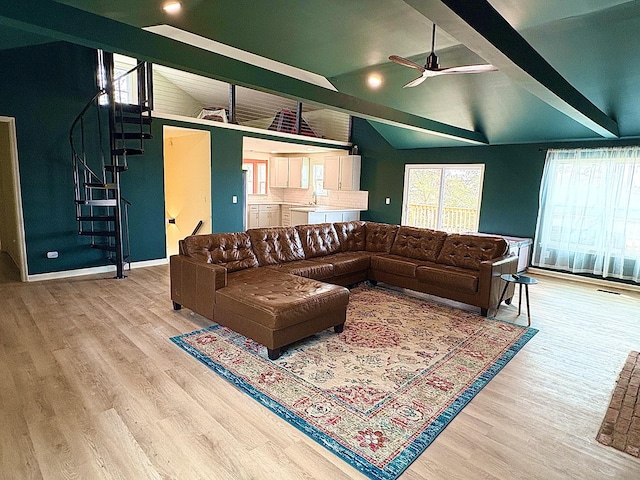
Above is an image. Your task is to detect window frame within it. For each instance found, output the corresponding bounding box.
[242,158,268,195]
[401,163,485,233]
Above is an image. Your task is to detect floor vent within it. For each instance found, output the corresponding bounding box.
[597,289,621,295]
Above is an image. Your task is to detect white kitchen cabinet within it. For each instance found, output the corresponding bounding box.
[247,205,260,229]
[291,210,311,227]
[248,204,282,228]
[258,204,281,227]
[288,157,310,188]
[323,155,361,191]
[269,157,289,188]
[280,204,293,226]
[269,157,309,188]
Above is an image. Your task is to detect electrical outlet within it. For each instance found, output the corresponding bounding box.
[232,196,238,204]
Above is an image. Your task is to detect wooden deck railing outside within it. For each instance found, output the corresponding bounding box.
[406,204,478,233]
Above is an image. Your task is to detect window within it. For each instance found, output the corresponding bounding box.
[402,164,484,233]
[97,51,137,105]
[242,159,268,195]
[311,161,327,197]
[533,147,640,282]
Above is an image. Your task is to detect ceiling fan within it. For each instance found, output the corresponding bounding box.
[389,24,498,88]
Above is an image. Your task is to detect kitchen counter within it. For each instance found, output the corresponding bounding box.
[289,206,364,213]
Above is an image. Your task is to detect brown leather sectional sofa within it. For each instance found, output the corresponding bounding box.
[170,221,517,359]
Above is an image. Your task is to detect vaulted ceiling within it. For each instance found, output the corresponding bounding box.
[2,0,640,149]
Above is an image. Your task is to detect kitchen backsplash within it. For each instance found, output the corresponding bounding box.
[250,188,368,210]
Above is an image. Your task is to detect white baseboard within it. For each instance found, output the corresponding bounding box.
[527,267,640,293]
[27,258,168,282]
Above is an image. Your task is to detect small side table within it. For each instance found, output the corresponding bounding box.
[497,274,538,326]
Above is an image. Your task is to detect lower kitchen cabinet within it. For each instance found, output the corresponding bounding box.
[291,210,361,226]
[248,204,282,228]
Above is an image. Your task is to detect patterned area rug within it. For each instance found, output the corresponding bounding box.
[597,351,640,457]
[171,284,538,479]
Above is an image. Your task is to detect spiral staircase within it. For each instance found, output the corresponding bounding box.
[70,51,153,278]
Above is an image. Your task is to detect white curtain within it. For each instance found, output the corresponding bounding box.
[533,147,640,283]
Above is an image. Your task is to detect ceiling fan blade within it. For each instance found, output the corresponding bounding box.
[389,55,425,72]
[402,74,428,88]
[437,64,498,75]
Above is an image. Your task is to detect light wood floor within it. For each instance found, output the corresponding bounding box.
[1,264,639,479]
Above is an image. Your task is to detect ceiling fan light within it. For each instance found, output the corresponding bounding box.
[367,74,382,89]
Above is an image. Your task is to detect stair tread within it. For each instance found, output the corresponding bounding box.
[77,215,116,221]
[115,132,152,140]
[117,116,152,124]
[76,199,118,206]
[85,182,117,189]
[104,164,128,172]
[114,103,151,114]
[112,148,143,156]
[79,231,116,237]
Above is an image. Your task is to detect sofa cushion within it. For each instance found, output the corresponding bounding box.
[365,222,399,253]
[334,221,366,252]
[390,226,447,262]
[416,264,479,293]
[436,234,508,270]
[266,259,334,280]
[248,227,306,266]
[217,269,349,330]
[296,223,341,258]
[182,232,258,272]
[309,251,371,276]
[370,254,430,278]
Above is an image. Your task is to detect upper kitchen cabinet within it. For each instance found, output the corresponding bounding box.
[269,157,309,188]
[323,155,361,191]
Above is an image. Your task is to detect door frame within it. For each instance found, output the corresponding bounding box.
[0,116,28,281]
[163,125,212,258]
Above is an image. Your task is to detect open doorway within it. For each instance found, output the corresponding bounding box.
[163,126,212,257]
[0,117,28,282]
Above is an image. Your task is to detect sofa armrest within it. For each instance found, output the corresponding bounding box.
[170,255,228,320]
[478,254,519,311]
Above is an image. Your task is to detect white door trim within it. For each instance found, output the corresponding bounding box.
[0,116,29,281]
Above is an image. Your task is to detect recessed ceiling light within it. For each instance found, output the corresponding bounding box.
[163,2,182,14]
[367,74,382,89]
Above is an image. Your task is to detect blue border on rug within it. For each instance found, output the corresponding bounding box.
[171,324,538,480]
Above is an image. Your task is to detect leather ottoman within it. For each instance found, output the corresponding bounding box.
[214,268,349,359]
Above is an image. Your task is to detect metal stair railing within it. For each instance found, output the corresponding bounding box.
[70,53,153,279]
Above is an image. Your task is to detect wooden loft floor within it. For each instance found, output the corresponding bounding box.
[1,265,639,479]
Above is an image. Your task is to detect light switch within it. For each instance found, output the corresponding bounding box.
[385,197,391,205]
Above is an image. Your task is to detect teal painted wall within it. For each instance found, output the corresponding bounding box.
[353,118,640,239]
[143,118,246,240]
[0,41,249,275]
[352,118,546,238]
[0,42,112,274]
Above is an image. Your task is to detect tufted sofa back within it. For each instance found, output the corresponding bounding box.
[296,223,342,258]
[436,233,508,270]
[390,226,447,261]
[248,226,306,266]
[334,221,366,252]
[182,232,258,272]
[365,222,399,252]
